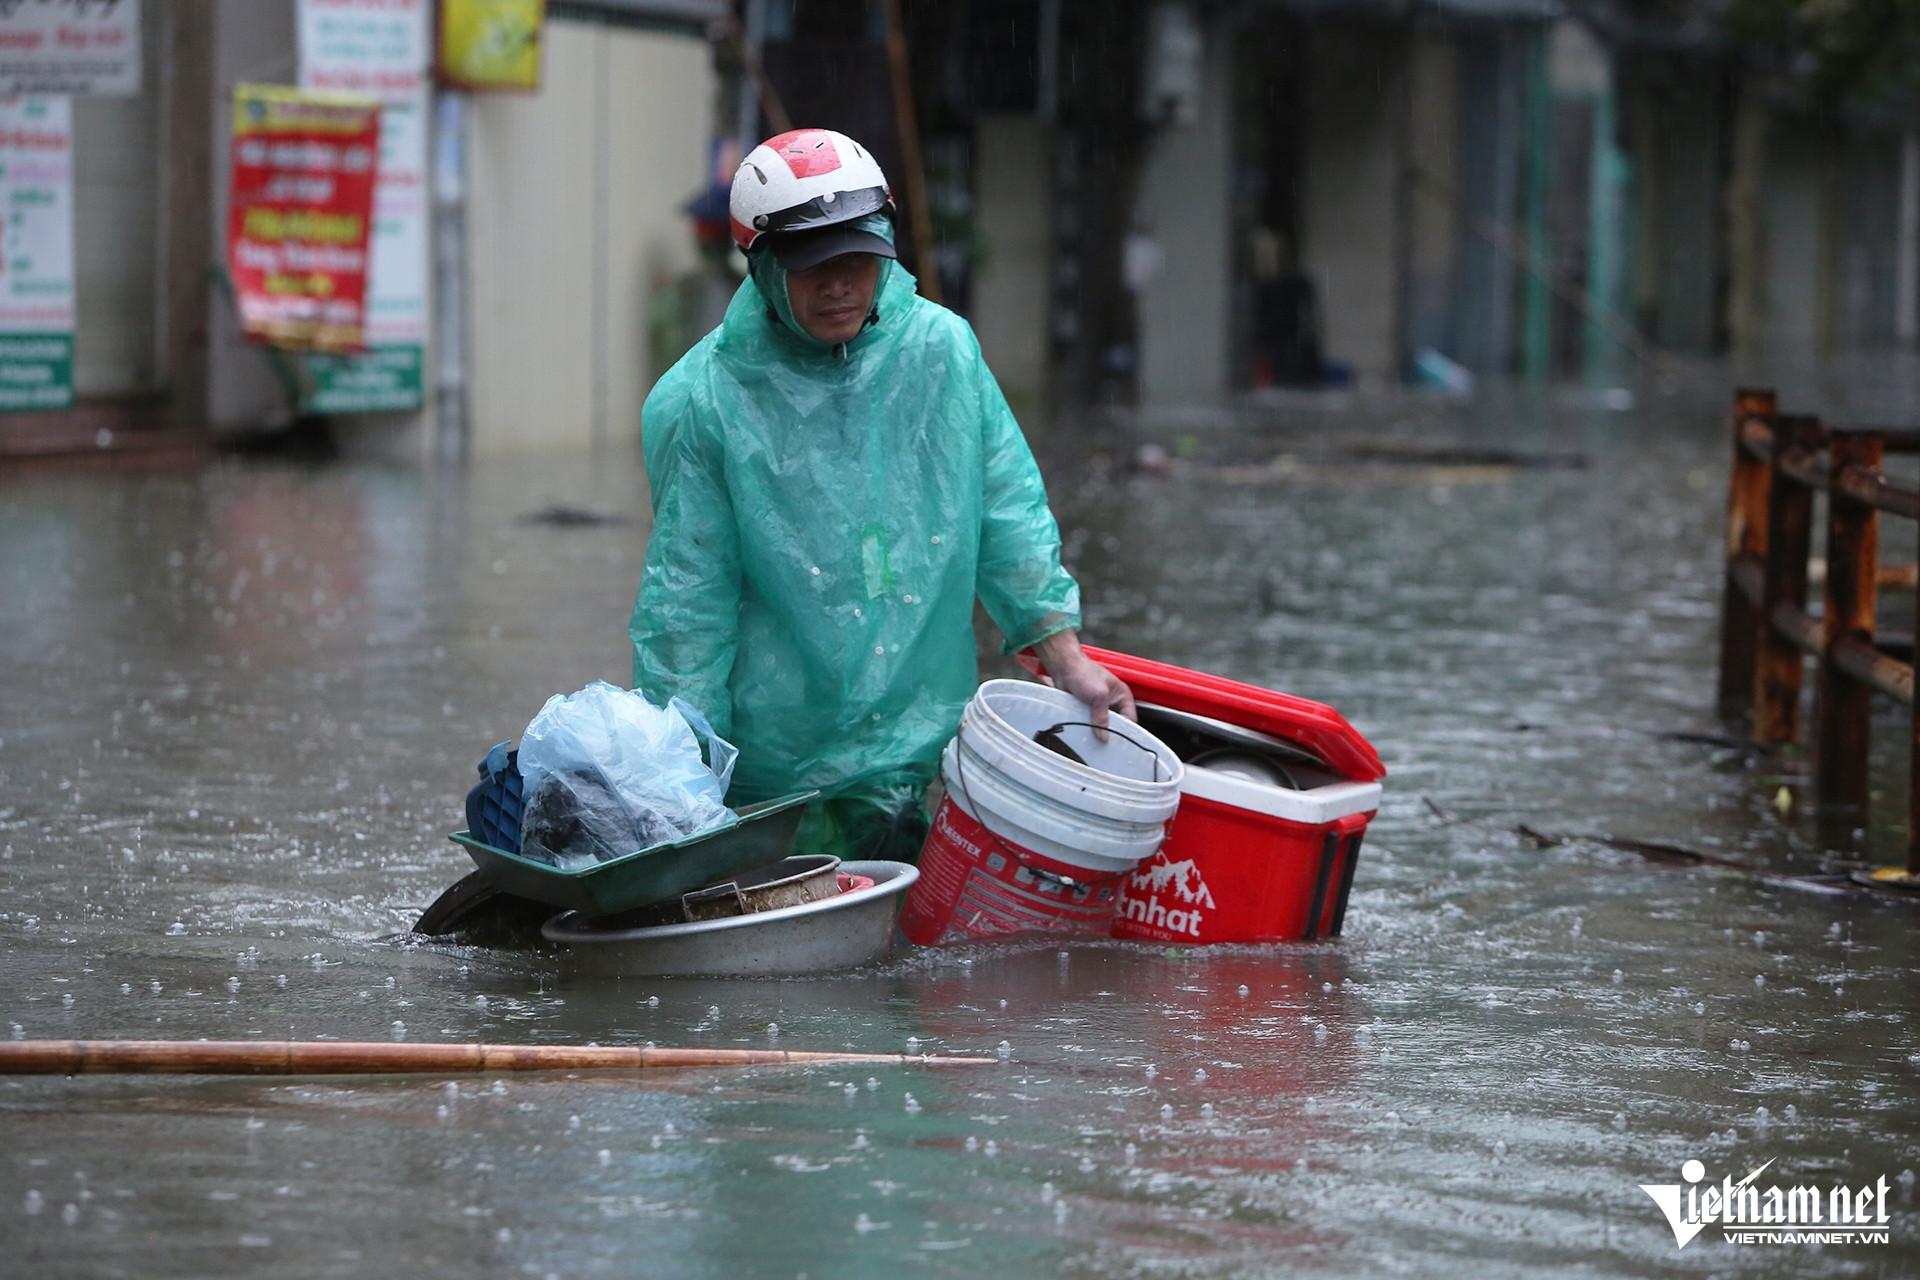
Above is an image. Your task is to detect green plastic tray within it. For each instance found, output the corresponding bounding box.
[450,791,817,918]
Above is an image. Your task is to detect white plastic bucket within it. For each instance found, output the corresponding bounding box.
[899,681,1184,944]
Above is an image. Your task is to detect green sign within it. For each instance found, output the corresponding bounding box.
[0,332,72,410]
[304,343,424,413]
[0,97,74,412]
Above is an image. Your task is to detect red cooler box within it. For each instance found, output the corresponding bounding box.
[1078,647,1385,944]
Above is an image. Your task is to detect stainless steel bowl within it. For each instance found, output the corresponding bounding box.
[541,859,919,977]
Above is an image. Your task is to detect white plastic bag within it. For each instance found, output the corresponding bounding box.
[515,681,738,869]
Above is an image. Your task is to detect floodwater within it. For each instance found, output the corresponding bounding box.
[3,378,1918,1278]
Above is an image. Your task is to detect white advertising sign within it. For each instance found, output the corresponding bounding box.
[0,94,74,410]
[0,0,141,98]
[299,0,429,410]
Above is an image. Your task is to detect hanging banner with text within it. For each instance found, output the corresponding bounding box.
[0,0,141,98]
[435,0,544,92]
[299,0,431,411]
[227,85,380,353]
[0,95,74,411]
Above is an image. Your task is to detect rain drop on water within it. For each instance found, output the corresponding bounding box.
[61,1202,78,1226]
[1492,1140,1507,1158]
[1193,1068,1208,1083]
[597,1149,611,1167]
[1201,1103,1214,1120]
[1612,969,1623,985]
[24,1190,43,1215]
[1160,1103,1173,1121]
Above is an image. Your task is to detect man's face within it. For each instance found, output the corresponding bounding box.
[787,253,882,344]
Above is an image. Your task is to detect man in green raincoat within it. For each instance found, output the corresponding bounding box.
[631,128,1132,861]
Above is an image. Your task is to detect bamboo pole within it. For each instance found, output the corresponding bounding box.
[0,1040,993,1077]
[879,0,942,305]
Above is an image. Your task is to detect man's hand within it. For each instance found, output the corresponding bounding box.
[1032,631,1136,740]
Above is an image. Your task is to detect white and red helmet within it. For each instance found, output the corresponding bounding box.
[729,128,895,266]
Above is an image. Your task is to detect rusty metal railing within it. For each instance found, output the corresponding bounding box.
[1717,389,1920,870]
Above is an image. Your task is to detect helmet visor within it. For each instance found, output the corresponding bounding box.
[770,224,898,272]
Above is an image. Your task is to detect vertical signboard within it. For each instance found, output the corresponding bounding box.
[227,85,381,353]
[300,0,431,411]
[0,96,74,410]
[0,0,141,98]
[435,0,545,92]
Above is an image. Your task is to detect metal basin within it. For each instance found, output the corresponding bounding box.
[541,860,919,977]
[449,791,817,917]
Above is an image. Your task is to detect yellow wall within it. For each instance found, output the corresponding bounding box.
[467,19,715,455]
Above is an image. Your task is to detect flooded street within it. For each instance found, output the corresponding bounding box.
[3,384,1918,1278]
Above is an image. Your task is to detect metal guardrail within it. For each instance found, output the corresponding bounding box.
[1717,389,1920,871]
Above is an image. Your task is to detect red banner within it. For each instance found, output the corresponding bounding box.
[227,85,381,353]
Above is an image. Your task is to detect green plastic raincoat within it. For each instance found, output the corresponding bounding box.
[631,221,1081,858]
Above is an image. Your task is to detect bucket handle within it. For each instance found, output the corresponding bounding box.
[1030,721,1168,782]
[949,733,1153,895]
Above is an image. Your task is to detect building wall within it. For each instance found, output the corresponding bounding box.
[1300,22,1405,382]
[1404,27,1459,363]
[1451,26,1522,375]
[466,19,713,455]
[1652,70,1722,353]
[971,114,1054,424]
[207,0,302,433]
[1134,16,1233,406]
[72,12,163,396]
[1762,120,1826,357]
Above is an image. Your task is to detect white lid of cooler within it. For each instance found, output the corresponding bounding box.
[1180,763,1382,826]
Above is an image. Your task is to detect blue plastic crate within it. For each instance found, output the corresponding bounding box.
[465,742,525,855]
